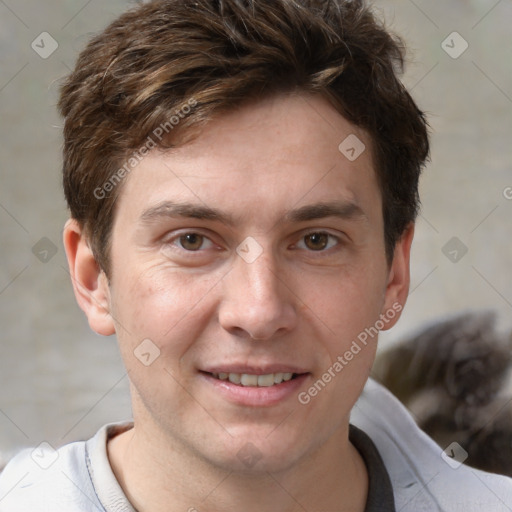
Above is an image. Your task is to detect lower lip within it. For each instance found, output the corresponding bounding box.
[200,372,310,407]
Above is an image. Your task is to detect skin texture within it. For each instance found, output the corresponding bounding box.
[64,92,413,512]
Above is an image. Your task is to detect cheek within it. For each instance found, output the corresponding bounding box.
[111,262,224,355]
[300,265,387,346]
[110,266,226,415]
[299,270,385,411]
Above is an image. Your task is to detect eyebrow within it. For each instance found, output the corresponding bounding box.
[140,201,231,224]
[285,201,367,223]
[139,199,367,226]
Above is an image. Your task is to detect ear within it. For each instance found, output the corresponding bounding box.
[380,223,414,331]
[63,218,115,336]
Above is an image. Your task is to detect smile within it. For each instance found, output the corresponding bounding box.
[209,372,297,387]
[201,370,310,406]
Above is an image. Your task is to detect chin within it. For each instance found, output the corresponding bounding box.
[200,429,307,474]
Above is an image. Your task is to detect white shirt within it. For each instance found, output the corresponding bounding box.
[0,378,511,511]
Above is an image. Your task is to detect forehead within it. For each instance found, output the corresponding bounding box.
[114,92,380,228]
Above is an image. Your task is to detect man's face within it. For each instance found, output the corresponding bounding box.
[100,93,409,472]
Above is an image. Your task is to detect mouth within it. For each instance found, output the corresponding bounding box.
[199,366,311,406]
[206,371,303,387]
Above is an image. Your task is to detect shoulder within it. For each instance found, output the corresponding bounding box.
[352,378,512,512]
[0,433,104,511]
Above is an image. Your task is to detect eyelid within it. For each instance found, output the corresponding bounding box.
[293,229,343,251]
[178,234,214,251]
[163,229,219,252]
[161,228,344,253]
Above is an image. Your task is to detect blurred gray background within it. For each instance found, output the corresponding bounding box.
[0,0,511,461]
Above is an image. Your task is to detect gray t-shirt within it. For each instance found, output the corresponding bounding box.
[1,378,511,511]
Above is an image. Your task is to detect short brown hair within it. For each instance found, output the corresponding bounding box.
[59,0,429,278]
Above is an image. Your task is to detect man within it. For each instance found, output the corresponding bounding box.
[1,0,511,510]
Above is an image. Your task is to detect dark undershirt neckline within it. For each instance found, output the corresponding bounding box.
[349,424,396,512]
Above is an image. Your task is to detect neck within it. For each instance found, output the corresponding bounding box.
[108,419,368,512]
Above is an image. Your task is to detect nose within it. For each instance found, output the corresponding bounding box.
[218,248,298,340]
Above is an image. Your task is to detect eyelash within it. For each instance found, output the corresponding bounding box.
[162,231,216,255]
[295,231,341,252]
[164,230,342,254]
[180,233,213,250]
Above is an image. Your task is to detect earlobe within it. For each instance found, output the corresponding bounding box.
[380,223,415,330]
[63,219,115,336]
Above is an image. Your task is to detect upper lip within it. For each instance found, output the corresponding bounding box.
[201,364,310,375]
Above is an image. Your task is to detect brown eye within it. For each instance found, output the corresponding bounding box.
[304,232,329,251]
[179,233,205,251]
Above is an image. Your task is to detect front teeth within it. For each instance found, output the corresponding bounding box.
[213,372,294,386]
